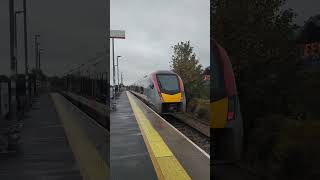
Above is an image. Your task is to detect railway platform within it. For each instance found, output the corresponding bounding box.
[0,92,108,180]
[110,91,210,180]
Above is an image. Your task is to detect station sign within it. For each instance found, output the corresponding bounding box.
[110,30,125,39]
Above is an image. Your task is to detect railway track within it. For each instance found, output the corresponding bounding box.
[162,115,210,154]
[60,92,109,131]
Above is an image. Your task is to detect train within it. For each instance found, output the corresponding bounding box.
[211,40,243,162]
[129,70,186,114]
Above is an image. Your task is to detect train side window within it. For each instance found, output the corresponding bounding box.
[211,42,226,101]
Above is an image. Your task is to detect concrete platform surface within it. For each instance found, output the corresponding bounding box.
[110,92,157,180]
[0,94,82,180]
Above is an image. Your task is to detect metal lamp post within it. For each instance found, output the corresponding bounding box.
[116,55,121,92]
[6,0,19,151]
[23,0,30,103]
[121,72,123,86]
[34,34,40,71]
[14,10,24,74]
[38,48,45,72]
[109,30,125,110]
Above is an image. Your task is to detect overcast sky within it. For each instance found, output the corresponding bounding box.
[111,0,210,85]
[0,0,319,80]
[110,0,320,86]
[284,0,320,25]
[0,0,108,77]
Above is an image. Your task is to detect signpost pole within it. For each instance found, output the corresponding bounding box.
[116,56,121,93]
[121,72,123,86]
[112,38,116,109]
[23,0,29,105]
[8,0,19,152]
[109,30,125,110]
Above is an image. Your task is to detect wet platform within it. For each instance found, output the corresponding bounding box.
[0,94,82,180]
[51,93,109,179]
[0,93,109,180]
[111,91,210,180]
[110,91,157,180]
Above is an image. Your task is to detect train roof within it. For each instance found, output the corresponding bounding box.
[130,70,178,86]
[153,70,176,75]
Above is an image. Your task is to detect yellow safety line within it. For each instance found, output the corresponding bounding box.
[50,93,109,180]
[127,92,191,180]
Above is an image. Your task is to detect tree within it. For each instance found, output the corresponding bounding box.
[212,0,305,177]
[170,41,204,105]
[212,0,298,132]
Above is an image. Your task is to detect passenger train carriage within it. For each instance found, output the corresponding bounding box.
[129,70,186,114]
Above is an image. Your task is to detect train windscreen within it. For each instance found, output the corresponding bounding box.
[156,74,180,94]
[212,43,226,101]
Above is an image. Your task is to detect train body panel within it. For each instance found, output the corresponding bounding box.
[129,70,186,114]
[211,40,243,161]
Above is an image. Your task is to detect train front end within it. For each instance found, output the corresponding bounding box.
[152,71,186,114]
[211,41,243,162]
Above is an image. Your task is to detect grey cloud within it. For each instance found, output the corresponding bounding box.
[111,0,210,85]
[0,0,108,77]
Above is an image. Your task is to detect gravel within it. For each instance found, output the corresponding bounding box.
[162,115,210,154]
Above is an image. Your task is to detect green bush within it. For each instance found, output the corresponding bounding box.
[196,106,209,120]
[187,98,197,113]
[187,98,209,123]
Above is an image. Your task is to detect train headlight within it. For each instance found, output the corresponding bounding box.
[159,94,164,102]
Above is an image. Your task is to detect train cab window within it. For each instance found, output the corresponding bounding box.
[211,42,226,101]
[156,74,180,94]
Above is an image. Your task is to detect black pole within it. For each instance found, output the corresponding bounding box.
[34,35,39,95]
[37,42,39,71]
[14,11,24,75]
[14,12,17,74]
[112,38,116,107]
[38,52,40,72]
[34,35,40,71]
[35,37,38,70]
[14,12,17,49]
[8,0,18,150]
[112,38,115,89]
[23,0,29,99]
[117,56,120,92]
[38,51,41,71]
[9,0,16,116]
[13,11,18,74]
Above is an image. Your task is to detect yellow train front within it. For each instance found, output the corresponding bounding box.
[129,70,186,114]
